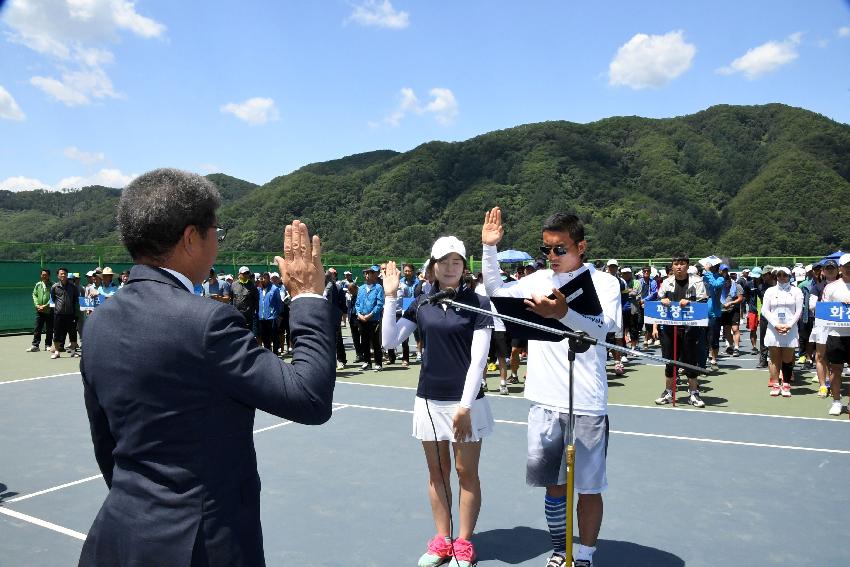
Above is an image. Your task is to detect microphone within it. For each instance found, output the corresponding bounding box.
[428,287,457,305]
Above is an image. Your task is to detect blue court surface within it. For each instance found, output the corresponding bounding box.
[1,372,849,566]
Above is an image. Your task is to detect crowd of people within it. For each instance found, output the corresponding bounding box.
[20,174,850,567]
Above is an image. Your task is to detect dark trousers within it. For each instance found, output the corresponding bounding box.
[335,325,347,364]
[33,311,53,348]
[259,319,277,351]
[660,325,701,379]
[348,315,363,360]
[358,320,382,366]
[53,313,77,345]
[758,315,769,363]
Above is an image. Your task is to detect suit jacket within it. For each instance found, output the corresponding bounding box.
[78,265,336,567]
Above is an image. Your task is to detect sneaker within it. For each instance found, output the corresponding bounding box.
[373,365,382,372]
[544,553,568,567]
[336,361,345,370]
[733,348,740,356]
[614,362,625,376]
[499,384,509,396]
[769,384,781,397]
[751,348,759,355]
[780,383,791,397]
[621,355,629,363]
[655,390,673,405]
[689,391,706,408]
[710,360,719,371]
[803,360,814,370]
[725,346,734,356]
[417,535,453,567]
[574,561,593,567]
[487,362,497,372]
[70,350,81,358]
[416,353,423,362]
[506,374,519,385]
[756,360,767,369]
[451,537,476,567]
[50,351,59,359]
[797,355,807,364]
[818,385,829,398]
[829,400,843,416]
[26,345,39,352]
[402,361,410,368]
[360,362,372,371]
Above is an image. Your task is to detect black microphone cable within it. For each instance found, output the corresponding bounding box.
[425,396,461,566]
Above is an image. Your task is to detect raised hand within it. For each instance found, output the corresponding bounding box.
[481,206,504,246]
[275,220,324,297]
[383,260,401,297]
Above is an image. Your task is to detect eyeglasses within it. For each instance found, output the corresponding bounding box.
[539,244,569,256]
[214,226,227,243]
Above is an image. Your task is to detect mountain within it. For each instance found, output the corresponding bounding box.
[1,104,848,262]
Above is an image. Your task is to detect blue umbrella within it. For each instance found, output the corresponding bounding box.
[497,249,533,263]
[818,250,844,266]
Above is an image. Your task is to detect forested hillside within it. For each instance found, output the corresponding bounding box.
[2,104,848,260]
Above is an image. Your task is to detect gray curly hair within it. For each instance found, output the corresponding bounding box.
[118,168,220,262]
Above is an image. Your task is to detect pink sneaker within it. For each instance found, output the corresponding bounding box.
[418,535,453,567]
[452,538,477,567]
[769,384,781,397]
[614,362,625,376]
[781,383,792,397]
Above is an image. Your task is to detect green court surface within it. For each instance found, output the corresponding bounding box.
[6,327,845,421]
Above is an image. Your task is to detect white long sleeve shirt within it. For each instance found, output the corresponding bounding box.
[482,245,621,415]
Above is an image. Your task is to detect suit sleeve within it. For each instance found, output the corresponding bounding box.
[206,297,336,424]
[80,355,116,488]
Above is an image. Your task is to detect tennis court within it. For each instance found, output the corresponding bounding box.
[1,329,848,566]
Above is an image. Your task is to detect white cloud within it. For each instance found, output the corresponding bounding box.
[0,85,26,121]
[220,97,279,125]
[347,0,409,29]
[424,88,458,125]
[57,168,136,189]
[30,66,119,106]
[839,27,850,38]
[379,87,458,127]
[199,164,222,174]
[717,32,802,79]
[608,30,696,90]
[0,176,50,192]
[4,0,164,106]
[64,146,105,165]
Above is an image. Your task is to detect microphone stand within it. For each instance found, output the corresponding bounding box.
[436,297,710,564]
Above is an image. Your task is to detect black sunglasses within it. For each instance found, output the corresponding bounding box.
[539,245,569,256]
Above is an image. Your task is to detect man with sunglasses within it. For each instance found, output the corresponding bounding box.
[481,207,621,567]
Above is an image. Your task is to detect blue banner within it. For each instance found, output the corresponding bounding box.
[79,295,101,309]
[643,301,709,327]
[402,297,415,312]
[816,302,850,328]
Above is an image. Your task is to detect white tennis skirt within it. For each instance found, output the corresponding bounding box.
[412,396,494,443]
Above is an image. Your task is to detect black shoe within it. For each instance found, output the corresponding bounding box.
[574,560,592,567]
[544,553,568,567]
[756,360,767,368]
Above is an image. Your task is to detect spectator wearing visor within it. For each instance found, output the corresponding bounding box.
[762,266,803,397]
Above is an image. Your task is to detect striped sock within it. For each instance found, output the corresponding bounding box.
[544,494,567,555]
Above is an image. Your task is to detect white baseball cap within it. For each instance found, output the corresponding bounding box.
[431,236,466,261]
[606,259,618,267]
[238,266,250,274]
[620,267,632,273]
[839,253,850,267]
[687,266,697,275]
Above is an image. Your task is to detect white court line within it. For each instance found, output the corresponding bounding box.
[6,474,103,504]
[337,380,848,423]
[252,404,349,434]
[0,507,87,540]
[0,372,78,385]
[338,402,850,455]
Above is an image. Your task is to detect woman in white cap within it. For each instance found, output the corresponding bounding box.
[382,236,493,567]
[762,266,804,397]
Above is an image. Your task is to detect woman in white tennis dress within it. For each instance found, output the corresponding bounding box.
[762,266,803,397]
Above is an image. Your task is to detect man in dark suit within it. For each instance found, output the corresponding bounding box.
[79,168,336,567]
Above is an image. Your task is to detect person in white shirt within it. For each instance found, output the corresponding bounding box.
[762,267,804,397]
[480,208,620,567]
[823,254,850,416]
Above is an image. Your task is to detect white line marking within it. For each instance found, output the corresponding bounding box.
[338,381,849,423]
[252,404,349,434]
[338,402,850,454]
[6,474,103,503]
[0,507,87,540]
[0,372,79,385]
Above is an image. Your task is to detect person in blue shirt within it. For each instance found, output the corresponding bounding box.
[97,267,120,299]
[702,260,726,370]
[354,265,385,371]
[639,266,659,347]
[257,271,282,351]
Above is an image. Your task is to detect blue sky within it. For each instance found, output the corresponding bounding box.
[1,0,849,190]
